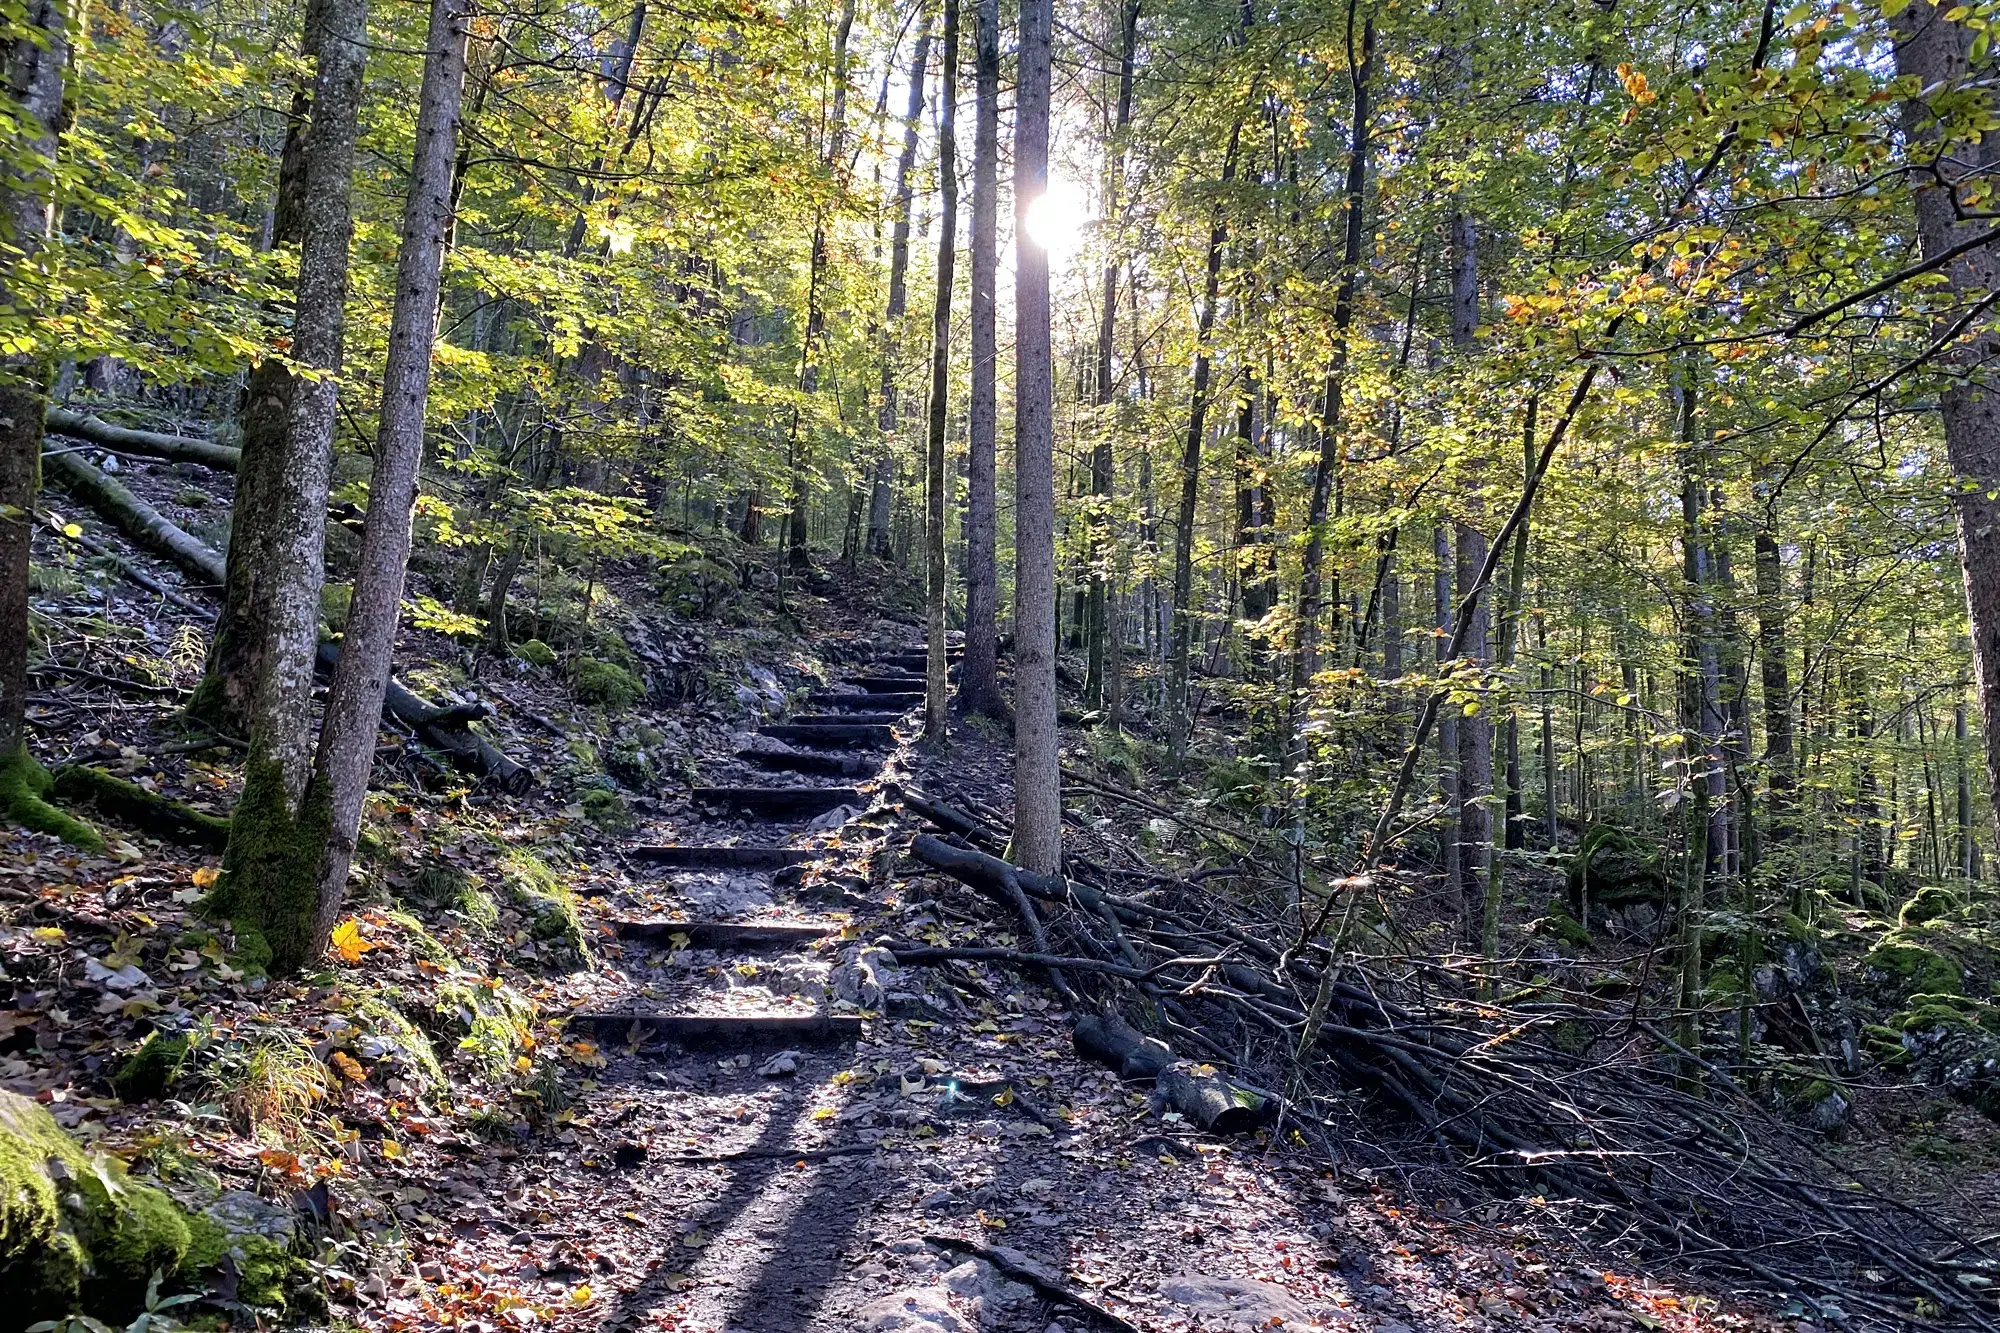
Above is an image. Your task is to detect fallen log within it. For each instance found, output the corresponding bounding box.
[314,642,534,793]
[1155,1060,1271,1135]
[44,448,226,586]
[46,408,241,471]
[1074,1013,1172,1080]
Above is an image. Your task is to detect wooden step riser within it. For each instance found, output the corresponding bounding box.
[615,920,835,949]
[693,787,864,818]
[572,1013,863,1047]
[628,846,819,870]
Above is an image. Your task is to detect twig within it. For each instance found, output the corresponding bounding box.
[921,1235,1140,1333]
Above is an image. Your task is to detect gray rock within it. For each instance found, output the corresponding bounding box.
[1160,1274,1323,1329]
[858,1288,965,1332]
[760,1050,804,1078]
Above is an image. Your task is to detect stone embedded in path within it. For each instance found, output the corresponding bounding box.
[693,786,865,818]
[858,1288,965,1332]
[1159,1273,1333,1329]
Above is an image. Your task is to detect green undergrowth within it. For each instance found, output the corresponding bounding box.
[572,656,644,711]
[495,845,591,970]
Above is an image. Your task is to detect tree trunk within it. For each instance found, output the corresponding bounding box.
[788,0,857,570]
[1165,121,1241,767]
[0,0,69,773]
[196,0,322,737]
[208,0,368,976]
[924,0,959,744]
[1085,0,1138,715]
[955,0,1006,721]
[1011,0,1061,874]
[1894,3,2000,849]
[868,19,932,561]
[305,0,473,958]
[1289,19,1373,765]
[1436,525,1460,908]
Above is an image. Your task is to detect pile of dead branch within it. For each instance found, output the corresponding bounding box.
[894,786,1998,1332]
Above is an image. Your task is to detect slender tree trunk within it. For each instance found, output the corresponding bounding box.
[1895,2,2000,849]
[209,0,369,975]
[0,0,70,778]
[869,19,932,561]
[956,0,1006,721]
[924,0,959,744]
[788,0,857,570]
[303,0,473,955]
[1165,120,1241,767]
[1290,15,1374,769]
[1959,697,1977,880]
[1449,209,1494,949]
[1011,0,1061,873]
[1436,525,1460,908]
[1085,0,1139,714]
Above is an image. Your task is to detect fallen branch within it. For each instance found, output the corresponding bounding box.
[51,766,230,849]
[921,1236,1140,1333]
[42,512,211,612]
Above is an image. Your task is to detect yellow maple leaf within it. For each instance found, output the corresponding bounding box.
[329,919,373,964]
[191,866,220,889]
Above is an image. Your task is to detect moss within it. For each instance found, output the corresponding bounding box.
[572,657,644,710]
[407,860,496,929]
[321,582,353,632]
[581,787,635,832]
[606,738,656,788]
[111,1031,191,1103]
[381,909,454,966]
[0,744,103,852]
[1900,884,1963,928]
[1895,995,1990,1035]
[52,765,230,849]
[515,638,556,668]
[0,1090,196,1322]
[182,1195,299,1310]
[201,753,332,976]
[432,978,536,1076]
[497,849,592,971]
[1566,824,1668,912]
[1862,1023,1911,1067]
[1865,937,1965,997]
[354,993,445,1092]
[1534,898,1593,949]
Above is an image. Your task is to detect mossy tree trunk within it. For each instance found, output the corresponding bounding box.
[208,0,368,976]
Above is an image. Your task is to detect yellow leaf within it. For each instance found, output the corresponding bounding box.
[380,1139,404,1160]
[191,866,220,889]
[330,1051,367,1082]
[991,1087,1014,1107]
[976,1209,1007,1230]
[811,1106,836,1120]
[569,1283,593,1305]
[329,918,373,965]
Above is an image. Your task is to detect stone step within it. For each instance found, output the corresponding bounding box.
[815,692,921,712]
[760,722,893,749]
[572,1012,864,1047]
[790,712,906,727]
[693,786,865,818]
[848,676,928,693]
[614,919,837,949]
[628,845,819,870]
[874,654,958,674]
[735,748,879,777]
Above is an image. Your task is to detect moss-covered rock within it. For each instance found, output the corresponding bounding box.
[498,849,592,971]
[182,1190,301,1310]
[1566,825,1667,917]
[111,1032,191,1103]
[0,744,102,852]
[580,787,635,833]
[0,1090,195,1322]
[572,657,644,711]
[1864,935,1965,997]
[1900,884,1963,928]
[515,638,556,668]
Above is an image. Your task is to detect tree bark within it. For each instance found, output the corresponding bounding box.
[924,0,959,744]
[1011,0,1061,874]
[1165,121,1241,767]
[1085,0,1139,715]
[868,19,933,561]
[1289,16,1374,763]
[196,0,325,737]
[0,0,70,767]
[1893,3,2000,849]
[1435,525,1460,909]
[207,0,369,977]
[304,0,473,957]
[955,0,1006,720]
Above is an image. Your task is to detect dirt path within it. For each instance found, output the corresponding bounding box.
[396,640,1784,1333]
